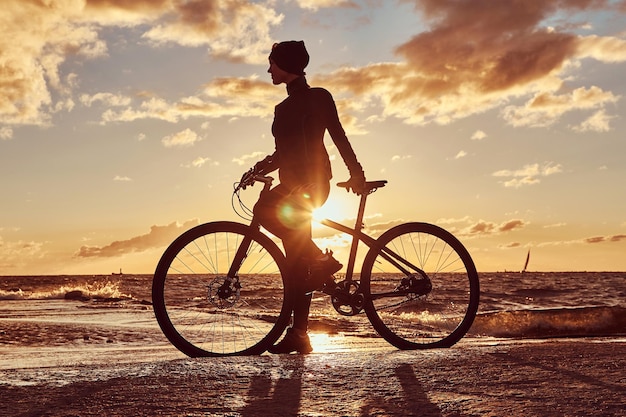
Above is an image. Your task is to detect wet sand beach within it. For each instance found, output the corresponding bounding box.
[1,337,625,417]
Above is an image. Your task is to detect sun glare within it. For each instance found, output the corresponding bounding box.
[308,332,352,353]
[312,195,353,226]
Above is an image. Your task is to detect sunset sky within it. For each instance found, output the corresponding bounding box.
[1,0,625,275]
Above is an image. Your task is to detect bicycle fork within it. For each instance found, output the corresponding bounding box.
[220,177,275,300]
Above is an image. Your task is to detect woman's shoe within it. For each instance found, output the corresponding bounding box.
[268,328,313,354]
[303,250,343,294]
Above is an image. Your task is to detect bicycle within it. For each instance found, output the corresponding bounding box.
[152,174,479,357]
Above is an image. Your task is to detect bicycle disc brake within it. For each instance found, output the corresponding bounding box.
[330,280,365,316]
[208,276,241,309]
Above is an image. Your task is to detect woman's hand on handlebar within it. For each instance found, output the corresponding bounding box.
[237,168,274,191]
[238,168,256,190]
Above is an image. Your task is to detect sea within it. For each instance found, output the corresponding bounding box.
[1,272,624,345]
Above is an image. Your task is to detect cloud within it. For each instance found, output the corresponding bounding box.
[499,219,526,232]
[233,151,268,166]
[454,150,467,159]
[576,34,626,62]
[100,76,281,124]
[501,86,619,128]
[3,0,625,133]
[572,108,616,132]
[0,1,107,126]
[162,128,201,148]
[0,0,282,127]
[182,156,216,168]
[471,130,487,141]
[113,175,132,181]
[493,162,563,188]
[544,222,567,228]
[74,219,199,258]
[0,236,45,269]
[0,127,13,140]
[313,1,626,127]
[292,0,359,11]
[584,234,626,244]
[447,217,527,237]
[80,92,132,108]
[142,1,282,63]
[363,219,408,236]
[539,233,626,247]
[501,242,522,249]
[391,154,412,161]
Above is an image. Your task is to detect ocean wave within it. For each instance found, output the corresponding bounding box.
[471,305,626,338]
[0,281,132,301]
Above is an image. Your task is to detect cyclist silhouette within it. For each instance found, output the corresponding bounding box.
[243,40,366,354]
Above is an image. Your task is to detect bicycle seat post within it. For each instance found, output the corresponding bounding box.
[345,189,370,279]
[354,191,368,232]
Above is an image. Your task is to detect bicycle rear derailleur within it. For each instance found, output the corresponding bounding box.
[397,274,432,297]
[325,280,365,316]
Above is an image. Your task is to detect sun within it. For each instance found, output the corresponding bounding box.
[311,193,354,226]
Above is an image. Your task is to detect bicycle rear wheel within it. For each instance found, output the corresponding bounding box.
[152,221,291,356]
[361,222,479,349]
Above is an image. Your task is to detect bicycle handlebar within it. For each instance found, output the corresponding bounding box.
[237,171,387,195]
[236,170,273,192]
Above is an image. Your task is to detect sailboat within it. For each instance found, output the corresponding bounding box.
[521,249,530,273]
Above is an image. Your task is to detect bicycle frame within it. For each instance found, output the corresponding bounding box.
[231,174,424,284]
[319,192,423,282]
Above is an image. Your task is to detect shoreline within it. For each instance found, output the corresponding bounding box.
[1,337,625,416]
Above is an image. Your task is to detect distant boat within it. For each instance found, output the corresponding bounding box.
[112,268,123,276]
[521,250,530,273]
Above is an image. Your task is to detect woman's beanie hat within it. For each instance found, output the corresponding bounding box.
[269,41,309,75]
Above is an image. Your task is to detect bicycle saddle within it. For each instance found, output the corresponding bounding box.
[337,179,387,194]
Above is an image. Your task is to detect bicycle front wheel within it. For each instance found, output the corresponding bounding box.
[152,221,291,356]
[361,222,479,349]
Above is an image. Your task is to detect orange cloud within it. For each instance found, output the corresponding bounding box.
[3,0,625,133]
[294,0,359,11]
[432,216,527,237]
[98,76,282,124]
[395,3,579,91]
[161,128,202,148]
[502,86,619,128]
[0,237,45,269]
[74,220,199,258]
[315,0,626,127]
[142,1,282,62]
[493,162,563,188]
[0,0,281,127]
[585,234,626,244]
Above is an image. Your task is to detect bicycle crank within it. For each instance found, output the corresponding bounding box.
[329,280,365,316]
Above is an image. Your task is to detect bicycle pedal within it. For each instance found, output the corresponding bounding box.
[321,281,339,296]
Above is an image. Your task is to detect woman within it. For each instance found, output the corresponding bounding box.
[247,40,366,354]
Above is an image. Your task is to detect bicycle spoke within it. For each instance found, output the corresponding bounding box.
[362,223,479,349]
[152,222,291,356]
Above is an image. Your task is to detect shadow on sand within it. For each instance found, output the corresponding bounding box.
[240,359,441,417]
